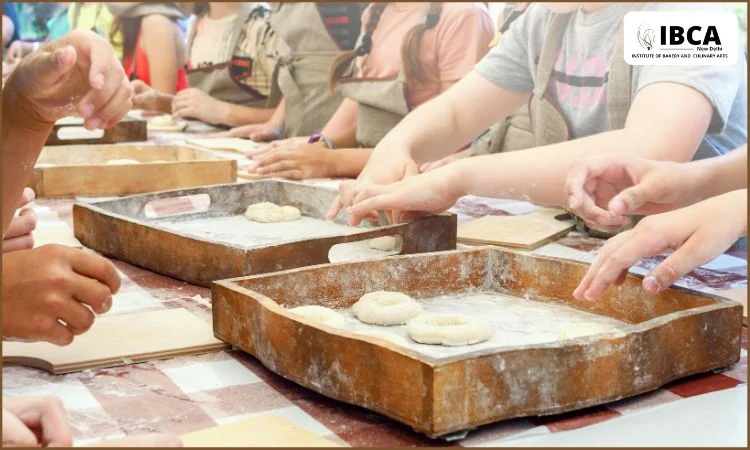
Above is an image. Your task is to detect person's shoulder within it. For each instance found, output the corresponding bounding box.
[440,2,491,18]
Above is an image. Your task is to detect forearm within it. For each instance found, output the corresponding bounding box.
[224,103,276,127]
[267,97,286,128]
[2,94,50,235]
[454,128,693,206]
[322,98,357,136]
[330,148,373,178]
[328,126,358,149]
[692,145,748,202]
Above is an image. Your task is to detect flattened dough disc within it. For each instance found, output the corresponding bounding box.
[2,308,227,374]
[457,208,575,249]
[180,413,340,447]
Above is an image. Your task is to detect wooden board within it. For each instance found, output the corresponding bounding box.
[46,117,147,146]
[180,414,339,447]
[186,137,266,155]
[73,180,457,287]
[458,208,575,249]
[29,144,236,198]
[212,247,742,438]
[2,308,228,374]
[717,287,747,325]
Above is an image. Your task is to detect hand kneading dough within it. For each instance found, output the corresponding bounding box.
[244,202,302,223]
[408,313,492,346]
[369,236,397,251]
[352,291,422,326]
[105,159,140,165]
[289,305,345,328]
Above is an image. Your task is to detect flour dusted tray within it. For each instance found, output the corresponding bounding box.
[73,180,456,287]
[30,143,237,197]
[211,247,742,438]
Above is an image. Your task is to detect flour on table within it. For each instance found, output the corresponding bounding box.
[244,202,302,223]
[105,159,140,165]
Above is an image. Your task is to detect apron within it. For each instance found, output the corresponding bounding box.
[186,3,269,108]
[471,6,635,156]
[336,6,434,148]
[268,3,350,138]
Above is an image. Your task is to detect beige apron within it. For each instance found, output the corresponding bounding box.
[185,3,268,108]
[268,3,348,138]
[472,7,634,156]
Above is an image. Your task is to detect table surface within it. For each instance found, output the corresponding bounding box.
[2,119,747,446]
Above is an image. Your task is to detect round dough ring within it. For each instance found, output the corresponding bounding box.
[288,305,345,328]
[352,291,422,326]
[244,202,301,223]
[407,313,492,346]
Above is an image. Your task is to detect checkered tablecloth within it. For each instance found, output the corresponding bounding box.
[3,128,746,446]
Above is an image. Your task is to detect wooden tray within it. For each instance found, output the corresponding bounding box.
[73,180,457,287]
[211,247,742,438]
[30,144,237,197]
[46,117,147,145]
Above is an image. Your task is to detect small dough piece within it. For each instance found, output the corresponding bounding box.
[289,305,345,328]
[148,115,177,127]
[105,159,140,165]
[369,236,397,251]
[408,313,492,346]
[244,202,302,223]
[352,291,422,326]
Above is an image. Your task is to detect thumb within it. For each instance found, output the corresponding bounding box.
[608,182,654,216]
[2,409,39,447]
[30,45,77,84]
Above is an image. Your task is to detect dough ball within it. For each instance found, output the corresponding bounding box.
[244,202,302,223]
[149,115,177,127]
[557,323,613,340]
[369,236,397,251]
[105,159,140,165]
[352,291,422,326]
[289,305,345,328]
[407,313,492,346]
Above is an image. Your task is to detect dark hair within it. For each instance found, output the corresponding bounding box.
[110,16,143,60]
[328,3,443,91]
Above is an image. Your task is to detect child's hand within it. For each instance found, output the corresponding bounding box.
[172,88,229,125]
[566,155,700,230]
[2,396,73,447]
[3,188,37,253]
[345,165,466,226]
[327,152,420,220]
[218,122,283,142]
[4,30,132,130]
[131,79,164,113]
[419,149,470,173]
[2,245,121,346]
[254,143,332,179]
[573,189,747,301]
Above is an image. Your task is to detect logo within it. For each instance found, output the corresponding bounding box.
[637,22,655,50]
[624,11,738,66]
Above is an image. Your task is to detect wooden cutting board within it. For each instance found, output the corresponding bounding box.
[186,138,265,155]
[46,117,147,146]
[457,208,575,249]
[180,414,339,447]
[2,308,227,374]
[717,287,747,325]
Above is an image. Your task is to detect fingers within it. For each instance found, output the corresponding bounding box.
[5,209,37,240]
[327,195,343,220]
[643,232,719,295]
[39,319,75,346]
[96,78,135,129]
[2,235,35,253]
[573,231,632,300]
[608,181,656,217]
[2,408,39,447]
[92,433,183,447]
[77,71,132,129]
[6,396,74,446]
[262,169,304,180]
[18,188,36,208]
[56,289,96,334]
[31,45,78,85]
[70,251,121,300]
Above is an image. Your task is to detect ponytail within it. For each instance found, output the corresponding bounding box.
[401,2,442,84]
[328,2,387,92]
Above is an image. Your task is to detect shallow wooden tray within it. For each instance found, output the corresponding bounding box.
[211,247,742,438]
[30,143,237,197]
[46,116,147,145]
[73,180,456,287]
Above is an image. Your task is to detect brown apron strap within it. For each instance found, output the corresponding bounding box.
[533,13,572,98]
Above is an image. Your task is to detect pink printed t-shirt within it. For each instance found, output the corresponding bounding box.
[357,3,496,110]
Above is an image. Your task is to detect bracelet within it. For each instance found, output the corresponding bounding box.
[307,133,334,149]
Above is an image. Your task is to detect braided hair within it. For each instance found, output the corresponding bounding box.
[328,3,442,91]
